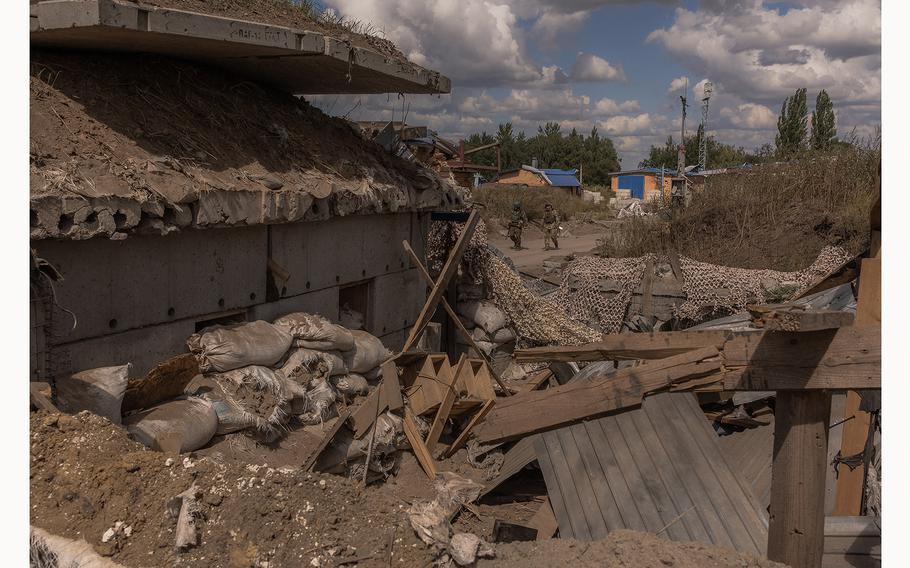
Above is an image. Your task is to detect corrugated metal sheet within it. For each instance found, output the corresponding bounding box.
[617,175,645,199]
[541,169,581,188]
[534,392,769,556]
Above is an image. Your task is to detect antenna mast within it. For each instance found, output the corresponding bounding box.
[677,78,688,176]
[699,81,713,171]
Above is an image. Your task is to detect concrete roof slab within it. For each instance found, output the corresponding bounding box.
[30,0,451,95]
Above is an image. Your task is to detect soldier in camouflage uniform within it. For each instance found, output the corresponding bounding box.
[543,202,560,250]
[508,201,528,250]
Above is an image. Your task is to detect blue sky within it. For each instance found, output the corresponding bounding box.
[312,1,881,167]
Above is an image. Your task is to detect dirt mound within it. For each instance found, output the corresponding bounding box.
[481,530,786,568]
[30,410,434,567]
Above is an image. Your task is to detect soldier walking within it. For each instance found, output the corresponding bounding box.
[508,201,528,250]
[543,202,560,250]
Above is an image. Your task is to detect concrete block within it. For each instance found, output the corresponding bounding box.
[249,288,339,324]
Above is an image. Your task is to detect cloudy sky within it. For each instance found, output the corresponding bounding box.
[311,0,881,167]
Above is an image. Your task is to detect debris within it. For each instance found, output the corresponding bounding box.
[449,532,495,565]
[169,484,201,551]
[617,200,649,218]
[746,302,855,331]
[30,526,125,567]
[491,519,538,543]
[403,407,437,479]
[56,364,131,424]
[407,472,483,550]
[122,354,200,413]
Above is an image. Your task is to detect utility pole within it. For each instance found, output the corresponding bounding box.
[677,78,688,177]
[699,81,713,172]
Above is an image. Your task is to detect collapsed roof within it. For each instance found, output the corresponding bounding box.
[29,51,463,241]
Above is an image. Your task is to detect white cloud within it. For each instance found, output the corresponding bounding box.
[667,76,689,94]
[719,103,777,130]
[599,113,664,136]
[570,52,626,82]
[594,98,641,114]
[531,10,589,50]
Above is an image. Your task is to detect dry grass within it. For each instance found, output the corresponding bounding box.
[598,138,880,270]
[471,183,613,223]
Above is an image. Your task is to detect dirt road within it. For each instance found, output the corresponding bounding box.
[487,230,603,273]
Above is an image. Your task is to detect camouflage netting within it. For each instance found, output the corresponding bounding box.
[674,245,853,321]
[552,255,655,334]
[426,217,599,346]
[427,215,852,343]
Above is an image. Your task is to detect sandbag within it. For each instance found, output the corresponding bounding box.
[298,376,338,425]
[471,327,491,343]
[124,397,218,453]
[273,312,355,351]
[211,366,292,439]
[457,301,508,335]
[280,348,347,381]
[30,526,124,568]
[343,330,392,374]
[491,327,516,344]
[188,321,292,373]
[331,373,369,396]
[56,364,130,424]
[339,305,364,330]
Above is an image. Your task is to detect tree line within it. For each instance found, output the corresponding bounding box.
[462,122,621,186]
[463,87,844,182]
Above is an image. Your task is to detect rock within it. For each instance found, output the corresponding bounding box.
[203,492,223,507]
[165,457,175,467]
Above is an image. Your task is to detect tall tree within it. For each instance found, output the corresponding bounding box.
[810,89,837,151]
[775,87,808,158]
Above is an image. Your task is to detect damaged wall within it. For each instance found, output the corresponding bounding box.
[31,212,428,380]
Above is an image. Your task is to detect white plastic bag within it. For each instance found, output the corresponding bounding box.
[343,330,392,374]
[273,312,355,351]
[56,364,130,424]
[187,321,292,373]
[124,397,218,453]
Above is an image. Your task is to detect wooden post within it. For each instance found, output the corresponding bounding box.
[767,391,831,568]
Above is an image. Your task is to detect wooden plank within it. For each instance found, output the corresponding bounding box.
[304,408,353,472]
[793,253,862,301]
[747,304,855,332]
[583,419,646,532]
[403,407,437,479]
[475,347,722,444]
[443,398,495,458]
[528,497,559,540]
[823,536,880,555]
[405,355,449,417]
[402,209,479,352]
[722,327,880,391]
[425,355,463,454]
[825,393,847,515]
[767,391,831,568]
[481,435,535,497]
[122,353,199,412]
[522,368,554,392]
[402,239,511,395]
[668,251,683,281]
[824,516,880,537]
[513,330,730,362]
[350,363,402,439]
[834,257,879,516]
[29,382,58,413]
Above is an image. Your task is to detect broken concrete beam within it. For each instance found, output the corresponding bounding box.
[30,0,451,95]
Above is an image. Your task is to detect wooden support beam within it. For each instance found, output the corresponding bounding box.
[403,407,437,479]
[522,368,554,392]
[425,355,464,454]
[747,303,855,332]
[444,398,496,458]
[513,330,730,362]
[767,391,831,568]
[475,346,722,444]
[402,239,511,395]
[402,209,479,352]
[349,361,402,438]
[834,257,880,515]
[303,407,353,472]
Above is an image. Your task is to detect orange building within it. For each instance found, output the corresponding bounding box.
[608,168,673,202]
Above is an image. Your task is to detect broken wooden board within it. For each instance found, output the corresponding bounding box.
[475,347,723,444]
[747,303,855,332]
[402,239,511,396]
[350,361,402,439]
[534,392,768,555]
[426,356,464,454]
[403,407,437,479]
[444,398,496,458]
[513,330,731,362]
[402,209,479,351]
[122,353,199,412]
[522,368,554,392]
[403,354,452,417]
[722,327,880,391]
[30,382,58,413]
[303,408,353,472]
[528,497,558,540]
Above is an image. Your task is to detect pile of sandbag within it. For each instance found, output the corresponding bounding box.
[456,300,516,357]
[184,315,391,441]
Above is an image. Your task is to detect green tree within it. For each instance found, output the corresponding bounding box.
[775,87,808,158]
[810,89,837,151]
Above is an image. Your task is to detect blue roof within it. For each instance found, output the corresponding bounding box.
[540,168,581,187]
[609,167,678,176]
